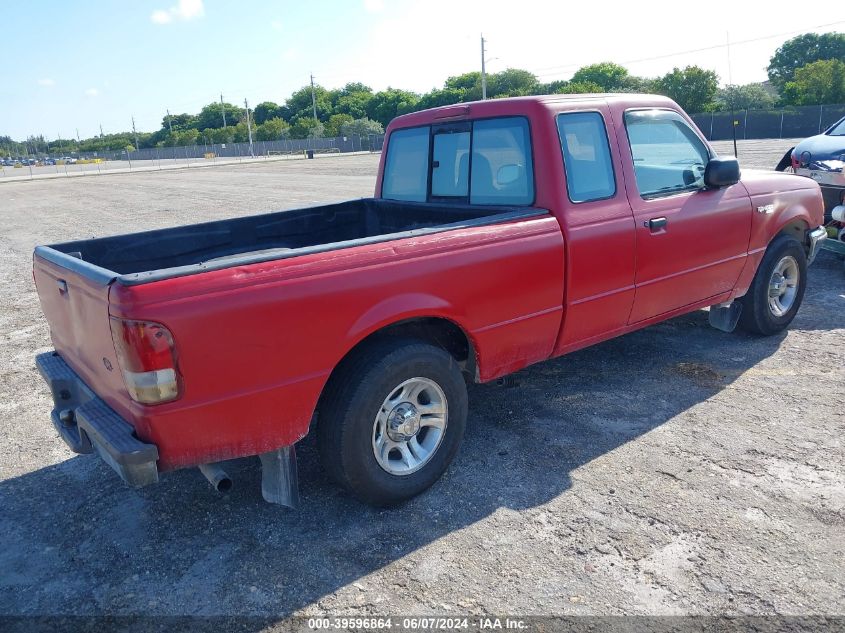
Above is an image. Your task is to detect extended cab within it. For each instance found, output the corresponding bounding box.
[33,95,826,507]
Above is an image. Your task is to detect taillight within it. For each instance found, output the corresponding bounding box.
[109,317,182,404]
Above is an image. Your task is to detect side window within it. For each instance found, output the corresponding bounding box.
[624,110,710,198]
[431,130,470,198]
[557,112,616,203]
[382,117,534,205]
[470,118,533,205]
[382,127,430,202]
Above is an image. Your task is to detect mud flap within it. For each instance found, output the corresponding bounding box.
[708,301,743,333]
[259,446,300,509]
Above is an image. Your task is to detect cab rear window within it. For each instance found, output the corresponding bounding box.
[381,117,534,206]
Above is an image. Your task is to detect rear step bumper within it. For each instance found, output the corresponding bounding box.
[35,352,159,488]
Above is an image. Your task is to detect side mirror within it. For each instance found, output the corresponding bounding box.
[496,164,521,185]
[704,157,740,188]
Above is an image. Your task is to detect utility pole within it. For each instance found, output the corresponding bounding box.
[76,128,80,143]
[166,109,173,134]
[310,73,318,121]
[99,124,104,138]
[132,116,139,151]
[481,34,487,100]
[244,98,254,157]
[726,31,737,157]
[220,93,227,128]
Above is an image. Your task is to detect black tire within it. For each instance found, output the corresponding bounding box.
[737,235,807,335]
[317,338,468,506]
[774,149,794,172]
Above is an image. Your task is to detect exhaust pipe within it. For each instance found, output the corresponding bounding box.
[199,463,233,493]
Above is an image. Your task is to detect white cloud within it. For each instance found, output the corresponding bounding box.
[282,48,300,62]
[151,0,205,24]
[85,88,99,97]
[151,10,172,24]
[37,78,55,87]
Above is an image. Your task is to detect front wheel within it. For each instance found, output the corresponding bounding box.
[317,338,468,506]
[774,149,795,172]
[737,235,807,335]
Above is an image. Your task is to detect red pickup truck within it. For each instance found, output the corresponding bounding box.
[34,94,826,508]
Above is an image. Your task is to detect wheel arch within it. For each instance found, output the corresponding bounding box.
[777,217,810,244]
[314,315,479,422]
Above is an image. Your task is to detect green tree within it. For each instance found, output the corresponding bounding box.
[253,101,282,124]
[767,32,845,91]
[195,102,244,130]
[654,66,719,114]
[715,83,777,111]
[162,112,197,131]
[290,117,325,139]
[366,88,420,127]
[443,71,482,101]
[324,113,354,137]
[542,80,604,94]
[416,87,466,109]
[340,118,384,137]
[333,92,374,118]
[782,59,845,105]
[488,68,539,97]
[255,117,291,141]
[285,85,332,121]
[174,129,200,146]
[571,62,629,91]
[208,127,234,144]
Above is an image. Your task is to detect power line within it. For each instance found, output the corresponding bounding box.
[532,20,845,78]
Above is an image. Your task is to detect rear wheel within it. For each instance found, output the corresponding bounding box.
[737,235,807,335]
[317,338,468,506]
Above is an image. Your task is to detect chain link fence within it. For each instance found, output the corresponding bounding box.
[691,104,845,141]
[1,134,385,180]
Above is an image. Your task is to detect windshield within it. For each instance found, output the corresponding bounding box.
[828,117,845,136]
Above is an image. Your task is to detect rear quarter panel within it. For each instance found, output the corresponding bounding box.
[110,216,564,469]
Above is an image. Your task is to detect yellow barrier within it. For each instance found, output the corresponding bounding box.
[204,152,216,159]
[13,163,23,168]
[77,158,103,164]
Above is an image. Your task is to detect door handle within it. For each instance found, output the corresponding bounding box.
[646,217,668,231]
[57,279,68,295]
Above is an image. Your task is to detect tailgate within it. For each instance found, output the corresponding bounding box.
[33,252,131,417]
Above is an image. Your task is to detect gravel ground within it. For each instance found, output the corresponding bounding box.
[0,146,843,621]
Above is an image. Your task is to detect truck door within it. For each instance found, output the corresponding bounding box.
[615,108,752,323]
[553,107,638,353]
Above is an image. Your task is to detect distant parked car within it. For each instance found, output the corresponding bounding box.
[63,156,77,164]
[776,115,845,217]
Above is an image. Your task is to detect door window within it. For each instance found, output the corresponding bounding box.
[431,130,470,198]
[382,117,534,205]
[624,110,710,198]
[557,112,616,203]
[381,127,430,202]
[470,118,534,205]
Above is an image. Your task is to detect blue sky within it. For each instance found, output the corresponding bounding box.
[1,0,842,140]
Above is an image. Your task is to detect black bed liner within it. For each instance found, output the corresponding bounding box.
[35,198,547,286]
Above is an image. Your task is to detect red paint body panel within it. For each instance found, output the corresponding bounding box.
[107,216,564,469]
[35,94,825,472]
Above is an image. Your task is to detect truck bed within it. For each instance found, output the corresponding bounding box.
[35,198,542,286]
